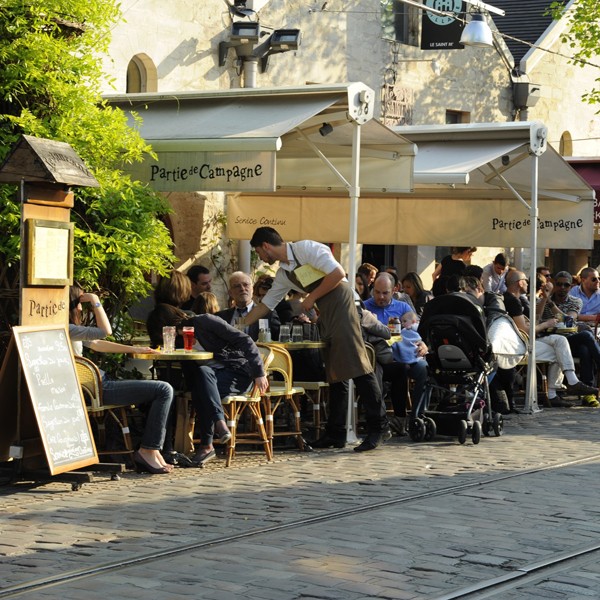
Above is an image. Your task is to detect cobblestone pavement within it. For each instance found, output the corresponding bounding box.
[1,405,600,599]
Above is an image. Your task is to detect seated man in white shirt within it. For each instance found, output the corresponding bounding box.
[481,253,509,294]
[216,271,280,341]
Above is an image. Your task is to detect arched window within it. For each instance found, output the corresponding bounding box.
[559,131,573,157]
[126,54,158,93]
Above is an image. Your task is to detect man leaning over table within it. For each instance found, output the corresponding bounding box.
[241,226,390,452]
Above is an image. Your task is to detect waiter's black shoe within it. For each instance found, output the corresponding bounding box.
[312,434,346,449]
[354,434,382,452]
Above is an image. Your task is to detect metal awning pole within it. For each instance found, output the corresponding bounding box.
[346,121,361,444]
[524,153,541,414]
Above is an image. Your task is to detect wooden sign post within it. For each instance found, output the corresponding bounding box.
[0,135,102,481]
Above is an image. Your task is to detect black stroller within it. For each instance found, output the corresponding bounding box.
[414,293,504,444]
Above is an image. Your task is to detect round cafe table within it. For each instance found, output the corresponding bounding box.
[132,350,214,455]
[131,348,214,385]
[132,349,213,361]
[266,341,326,350]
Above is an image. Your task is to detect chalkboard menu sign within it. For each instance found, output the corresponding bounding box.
[13,325,98,475]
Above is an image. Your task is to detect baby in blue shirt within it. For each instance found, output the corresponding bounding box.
[391,311,426,365]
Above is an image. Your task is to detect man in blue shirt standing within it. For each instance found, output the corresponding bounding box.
[364,272,428,436]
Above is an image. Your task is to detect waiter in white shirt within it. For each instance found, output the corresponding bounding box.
[241,227,390,452]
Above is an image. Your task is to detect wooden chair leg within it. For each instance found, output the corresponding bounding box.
[262,396,274,453]
[289,396,304,450]
[223,402,238,468]
[249,403,273,461]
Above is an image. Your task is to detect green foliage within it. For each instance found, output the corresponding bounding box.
[550,0,600,105]
[203,210,237,289]
[0,0,175,328]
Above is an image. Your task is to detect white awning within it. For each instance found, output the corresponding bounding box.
[105,84,415,194]
[227,122,594,250]
[406,123,594,203]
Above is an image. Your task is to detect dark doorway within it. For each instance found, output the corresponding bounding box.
[362,245,393,272]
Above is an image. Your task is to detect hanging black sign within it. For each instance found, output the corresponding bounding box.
[421,0,466,50]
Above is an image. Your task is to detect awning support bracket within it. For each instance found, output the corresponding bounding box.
[487,162,531,210]
[294,127,351,191]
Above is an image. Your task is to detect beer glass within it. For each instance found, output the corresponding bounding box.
[162,326,176,353]
[182,326,195,351]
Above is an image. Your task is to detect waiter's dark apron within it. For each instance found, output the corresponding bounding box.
[286,248,372,383]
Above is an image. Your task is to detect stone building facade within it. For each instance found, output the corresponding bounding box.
[101,0,599,287]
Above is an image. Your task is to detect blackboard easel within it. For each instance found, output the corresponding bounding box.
[12,325,99,474]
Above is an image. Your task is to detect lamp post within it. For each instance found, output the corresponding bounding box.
[219,18,301,272]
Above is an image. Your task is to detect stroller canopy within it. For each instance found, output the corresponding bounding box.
[418,293,489,350]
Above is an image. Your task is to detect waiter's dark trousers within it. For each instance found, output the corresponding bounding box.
[326,372,388,439]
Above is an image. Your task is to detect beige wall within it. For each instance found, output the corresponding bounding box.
[102,0,598,288]
[522,35,600,157]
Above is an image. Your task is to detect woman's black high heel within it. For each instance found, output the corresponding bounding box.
[133,451,171,474]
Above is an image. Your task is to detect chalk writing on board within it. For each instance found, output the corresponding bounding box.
[13,326,97,474]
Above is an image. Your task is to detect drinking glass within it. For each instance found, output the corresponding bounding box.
[291,324,303,343]
[182,326,195,351]
[279,324,291,343]
[162,326,176,353]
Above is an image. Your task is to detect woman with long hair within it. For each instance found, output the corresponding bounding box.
[68,286,174,475]
[401,272,433,317]
[146,300,268,467]
[355,272,371,301]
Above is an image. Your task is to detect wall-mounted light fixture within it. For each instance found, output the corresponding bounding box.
[219,22,266,66]
[396,0,504,50]
[219,21,301,76]
[269,29,301,50]
[230,21,261,42]
[319,123,334,137]
[259,29,301,72]
[460,13,493,47]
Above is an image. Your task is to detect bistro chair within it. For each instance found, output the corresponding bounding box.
[293,379,329,433]
[220,345,274,466]
[513,331,552,408]
[258,343,306,452]
[74,355,134,461]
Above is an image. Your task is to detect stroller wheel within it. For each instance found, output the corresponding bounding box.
[472,420,482,445]
[493,412,504,437]
[424,417,436,441]
[482,413,492,437]
[409,418,426,442]
[458,420,468,444]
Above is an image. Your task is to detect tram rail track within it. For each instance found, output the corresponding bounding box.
[2,452,600,598]
[431,542,600,599]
